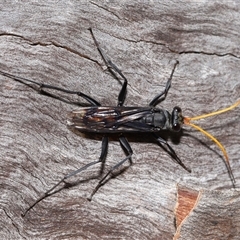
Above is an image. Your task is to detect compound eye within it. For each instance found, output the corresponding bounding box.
[172,106,183,132]
[172,122,181,132]
[173,106,182,114]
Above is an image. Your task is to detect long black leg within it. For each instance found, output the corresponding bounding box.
[0,70,101,106]
[152,133,191,173]
[88,136,133,201]
[22,136,108,217]
[149,61,179,107]
[89,28,128,106]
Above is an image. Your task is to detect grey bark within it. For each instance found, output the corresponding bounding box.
[0,1,239,239]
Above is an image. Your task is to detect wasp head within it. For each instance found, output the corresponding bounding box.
[171,106,183,132]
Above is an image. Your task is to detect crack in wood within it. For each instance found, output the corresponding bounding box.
[174,185,202,240]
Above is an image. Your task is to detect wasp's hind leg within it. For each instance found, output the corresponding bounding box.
[88,136,133,201]
[89,28,128,106]
[0,70,101,106]
[149,61,179,107]
[22,136,108,217]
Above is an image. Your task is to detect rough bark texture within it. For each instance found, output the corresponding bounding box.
[0,1,239,239]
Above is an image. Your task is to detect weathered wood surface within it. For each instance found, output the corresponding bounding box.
[0,1,239,239]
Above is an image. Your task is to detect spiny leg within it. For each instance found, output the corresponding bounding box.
[89,28,128,106]
[88,136,133,201]
[38,85,101,106]
[22,136,108,217]
[152,133,191,173]
[0,70,101,106]
[149,61,179,107]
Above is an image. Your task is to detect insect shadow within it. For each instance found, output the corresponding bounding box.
[0,28,237,217]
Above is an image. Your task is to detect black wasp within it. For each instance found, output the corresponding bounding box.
[0,28,238,216]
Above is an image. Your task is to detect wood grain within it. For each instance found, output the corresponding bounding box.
[0,1,239,239]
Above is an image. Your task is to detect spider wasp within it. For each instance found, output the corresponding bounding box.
[0,28,239,216]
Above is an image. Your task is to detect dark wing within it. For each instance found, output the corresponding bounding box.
[67,106,155,133]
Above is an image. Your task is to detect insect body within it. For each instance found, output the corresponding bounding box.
[68,106,183,133]
[0,28,239,216]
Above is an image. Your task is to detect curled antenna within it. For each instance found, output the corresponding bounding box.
[184,100,240,184]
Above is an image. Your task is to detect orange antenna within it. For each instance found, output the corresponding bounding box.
[184,100,240,183]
